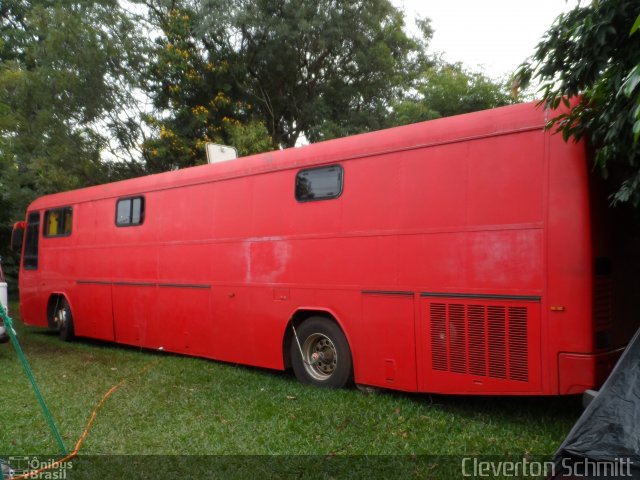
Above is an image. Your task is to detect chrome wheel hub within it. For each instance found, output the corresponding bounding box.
[54,308,67,329]
[302,333,338,380]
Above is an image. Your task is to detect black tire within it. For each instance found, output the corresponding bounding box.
[54,299,75,342]
[290,317,353,388]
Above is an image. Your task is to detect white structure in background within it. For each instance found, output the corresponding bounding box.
[0,256,7,314]
[205,143,238,164]
[0,256,8,343]
[0,284,6,313]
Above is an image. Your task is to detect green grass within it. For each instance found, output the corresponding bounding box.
[0,302,581,478]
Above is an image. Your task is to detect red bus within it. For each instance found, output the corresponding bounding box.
[11,101,638,395]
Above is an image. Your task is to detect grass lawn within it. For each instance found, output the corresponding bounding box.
[0,301,581,478]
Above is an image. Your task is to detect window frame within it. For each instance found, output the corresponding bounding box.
[295,164,344,203]
[43,207,73,238]
[115,196,145,227]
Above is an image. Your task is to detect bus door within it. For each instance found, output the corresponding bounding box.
[19,212,45,324]
[72,201,115,341]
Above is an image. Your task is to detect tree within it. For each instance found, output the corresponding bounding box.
[0,0,146,203]
[391,60,512,125]
[142,4,272,173]
[216,0,422,146]
[516,0,640,206]
[0,0,146,285]
[142,0,425,171]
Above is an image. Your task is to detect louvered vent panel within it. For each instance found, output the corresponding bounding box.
[467,305,487,376]
[448,304,467,374]
[430,303,448,371]
[429,300,529,382]
[508,307,528,382]
[593,277,613,330]
[487,306,507,379]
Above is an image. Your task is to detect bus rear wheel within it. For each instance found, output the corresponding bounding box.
[53,299,74,342]
[291,317,353,388]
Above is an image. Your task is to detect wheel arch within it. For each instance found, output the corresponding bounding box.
[46,292,73,329]
[281,307,353,370]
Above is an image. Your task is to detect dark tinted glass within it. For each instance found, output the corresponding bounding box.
[24,211,40,270]
[295,165,343,202]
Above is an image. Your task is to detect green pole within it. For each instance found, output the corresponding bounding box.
[0,304,67,455]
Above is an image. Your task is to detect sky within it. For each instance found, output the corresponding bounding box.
[393,0,582,79]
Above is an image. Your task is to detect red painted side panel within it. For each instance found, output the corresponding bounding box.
[72,284,113,341]
[546,135,593,355]
[558,349,623,394]
[207,286,285,368]
[467,132,544,225]
[113,284,155,347]
[154,287,212,356]
[19,277,46,327]
[358,294,417,390]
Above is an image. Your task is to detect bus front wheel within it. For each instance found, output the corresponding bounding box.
[54,299,75,342]
[291,317,353,388]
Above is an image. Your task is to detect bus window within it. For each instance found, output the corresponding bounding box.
[116,196,145,226]
[46,211,59,235]
[295,165,343,202]
[64,208,72,234]
[44,207,72,237]
[23,212,40,270]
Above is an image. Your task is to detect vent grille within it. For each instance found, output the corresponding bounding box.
[449,304,466,374]
[429,302,529,382]
[593,277,613,331]
[467,305,486,376]
[593,277,613,349]
[508,307,529,382]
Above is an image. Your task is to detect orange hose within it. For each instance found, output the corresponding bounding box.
[10,360,157,480]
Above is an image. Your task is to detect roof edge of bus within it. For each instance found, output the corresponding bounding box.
[27,100,553,211]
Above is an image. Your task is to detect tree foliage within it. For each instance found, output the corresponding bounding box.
[142,0,427,171]
[392,60,512,125]
[0,0,146,284]
[142,4,272,173]
[212,0,422,146]
[0,0,145,211]
[517,0,640,206]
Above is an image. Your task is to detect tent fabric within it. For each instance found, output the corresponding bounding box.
[552,328,640,478]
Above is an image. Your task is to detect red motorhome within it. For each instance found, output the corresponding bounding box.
[11,101,638,395]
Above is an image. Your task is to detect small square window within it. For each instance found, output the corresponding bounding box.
[116,197,145,226]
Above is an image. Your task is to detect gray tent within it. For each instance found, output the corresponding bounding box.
[551,328,640,479]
